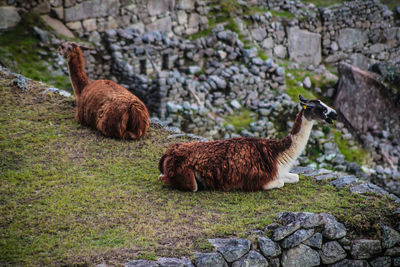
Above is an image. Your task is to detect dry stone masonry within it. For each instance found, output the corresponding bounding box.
[120,210,400,267]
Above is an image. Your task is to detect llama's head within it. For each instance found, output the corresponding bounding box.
[299,94,337,124]
[58,42,82,60]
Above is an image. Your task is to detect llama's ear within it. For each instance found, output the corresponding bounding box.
[299,94,308,102]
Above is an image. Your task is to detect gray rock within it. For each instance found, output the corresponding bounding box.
[276,67,285,77]
[277,212,323,229]
[330,176,359,189]
[303,233,322,249]
[147,0,172,16]
[251,28,267,42]
[338,28,368,50]
[244,47,258,58]
[330,259,370,267]
[0,6,21,31]
[382,225,400,249]
[351,239,382,259]
[321,213,347,240]
[230,100,241,110]
[252,58,264,66]
[262,37,274,50]
[303,77,312,89]
[384,246,400,256]
[259,237,281,257]
[13,75,30,90]
[124,260,158,267]
[350,183,389,196]
[64,0,119,22]
[319,241,347,264]
[157,257,193,267]
[273,221,301,241]
[146,17,172,32]
[232,250,268,267]
[394,257,400,266]
[194,252,228,267]
[287,27,321,65]
[281,244,320,267]
[369,256,391,267]
[314,173,338,181]
[269,258,279,267]
[209,76,227,89]
[281,229,314,248]
[176,0,195,10]
[290,167,314,175]
[208,238,251,263]
[273,45,287,59]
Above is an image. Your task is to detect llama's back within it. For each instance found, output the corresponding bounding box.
[78,80,149,138]
[162,138,281,191]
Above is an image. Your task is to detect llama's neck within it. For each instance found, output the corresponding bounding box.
[67,51,90,97]
[277,109,314,171]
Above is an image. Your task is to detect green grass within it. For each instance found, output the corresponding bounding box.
[0,14,71,90]
[334,131,370,165]
[224,108,255,131]
[301,0,346,7]
[269,10,295,19]
[0,72,398,265]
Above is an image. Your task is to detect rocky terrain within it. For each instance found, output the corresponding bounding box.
[1,0,400,266]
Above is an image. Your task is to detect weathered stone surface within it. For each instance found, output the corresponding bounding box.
[287,27,321,65]
[124,260,158,267]
[157,257,193,267]
[281,229,315,248]
[273,221,301,241]
[303,233,323,249]
[0,6,21,31]
[259,237,281,257]
[82,18,97,32]
[232,250,268,267]
[176,0,195,10]
[281,244,320,267]
[290,167,314,175]
[195,252,228,267]
[319,241,347,264]
[350,183,389,196]
[147,0,173,16]
[330,175,359,189]
[146,17,172,33]
[338,28,368,50]
[321,213,346,240]
[384,246,400,256]
[208,238,250,263]
[41,15,74,38]
[330,259,369,267]
[382,226,400,249]
[277,212,323,229]
[369,256,391,267]
[251,28,267,42]
[273,45,287,59]
[351,239,382,259]
[64,0,120,22]
[334,63,400,144]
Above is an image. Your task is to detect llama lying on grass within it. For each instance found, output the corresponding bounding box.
[158,95,337,191]
[58,42,149,139]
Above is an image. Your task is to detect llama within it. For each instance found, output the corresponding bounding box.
[158,95,337,192]
[58,42,149,139]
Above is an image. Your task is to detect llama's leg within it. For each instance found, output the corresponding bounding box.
[281,173,299,183]
[262,179,284,190]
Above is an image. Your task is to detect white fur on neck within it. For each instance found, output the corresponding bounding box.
[276,114,314,179]
[66,62,79,97]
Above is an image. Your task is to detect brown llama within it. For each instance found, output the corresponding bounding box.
[58,42,149,139]
[158,95,337,191]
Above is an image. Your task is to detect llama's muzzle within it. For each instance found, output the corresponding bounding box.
[325,110,337,124]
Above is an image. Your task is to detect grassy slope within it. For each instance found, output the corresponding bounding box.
[0,71,398,266]
[0,14,71,90]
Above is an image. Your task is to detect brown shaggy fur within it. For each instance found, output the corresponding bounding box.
[58,42,149,139]
[158,110,306,192]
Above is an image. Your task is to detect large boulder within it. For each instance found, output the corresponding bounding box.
[41,15,74,38]
[334,63,400,143]
[0,6,21,32]
[287,27,321,65]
